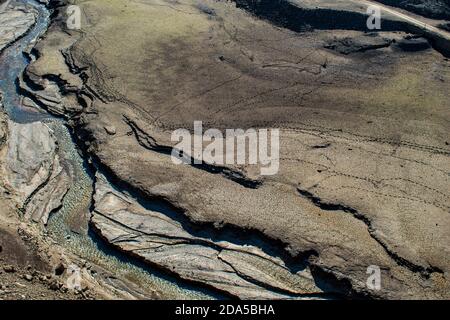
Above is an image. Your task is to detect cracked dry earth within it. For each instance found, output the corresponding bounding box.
[2,0,450,299]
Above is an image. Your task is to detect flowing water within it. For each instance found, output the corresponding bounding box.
[0,0,213,299]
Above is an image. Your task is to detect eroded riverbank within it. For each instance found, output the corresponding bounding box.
[0,0,215,299]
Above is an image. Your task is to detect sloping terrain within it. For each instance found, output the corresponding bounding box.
[11,0,450,299]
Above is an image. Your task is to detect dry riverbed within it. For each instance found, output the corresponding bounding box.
[1,0,449,300]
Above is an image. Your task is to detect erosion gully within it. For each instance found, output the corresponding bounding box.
[0,0,214,299]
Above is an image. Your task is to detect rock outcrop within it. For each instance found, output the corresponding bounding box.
[324,33,394,54]
[0,1,72,226]
[92,173,327,299]
[18,26,83,117]
[0,118,71,225]
[0,3,36,51]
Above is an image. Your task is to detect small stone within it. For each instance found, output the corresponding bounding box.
[104,125,116,135]
[396,37,431,52]
[3,265,15,273]
[23,274,33,281]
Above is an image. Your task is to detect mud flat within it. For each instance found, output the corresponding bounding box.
[11,0,450,299]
